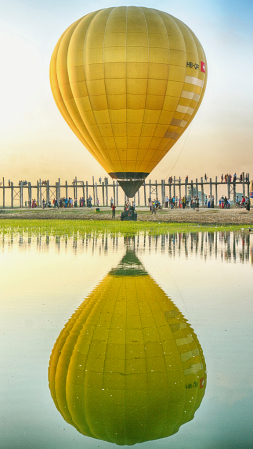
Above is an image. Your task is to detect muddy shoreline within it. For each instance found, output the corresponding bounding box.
[0,207,253,226]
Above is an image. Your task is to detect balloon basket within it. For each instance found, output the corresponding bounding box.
[120,211,137,221]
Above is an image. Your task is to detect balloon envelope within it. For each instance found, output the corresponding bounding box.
[50,7,207,196]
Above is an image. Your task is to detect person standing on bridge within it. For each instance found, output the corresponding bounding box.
[111,203,116,218]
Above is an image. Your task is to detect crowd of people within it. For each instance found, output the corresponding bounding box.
[167,173,250,183]
[24,191,251,213]
[220,173,250,183]
[150,195,251,211]
[217,195,250,210]
[163,196,201,209]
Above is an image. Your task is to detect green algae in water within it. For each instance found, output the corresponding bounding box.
[0,219,247,238]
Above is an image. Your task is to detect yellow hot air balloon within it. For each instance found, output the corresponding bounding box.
[50,6,207,197]
[49,250,206,445]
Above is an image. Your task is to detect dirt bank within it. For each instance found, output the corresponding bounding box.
[0,207,253,225]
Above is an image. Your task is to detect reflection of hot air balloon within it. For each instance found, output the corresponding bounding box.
[50,7,207,197]
[49,251,206,445]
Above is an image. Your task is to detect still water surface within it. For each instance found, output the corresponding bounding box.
[1,231,253,449]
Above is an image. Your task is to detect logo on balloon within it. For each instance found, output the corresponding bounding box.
[186,61,199,69]
[201,61,206,72]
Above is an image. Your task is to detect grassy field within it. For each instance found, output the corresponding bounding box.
[0,218,248,237]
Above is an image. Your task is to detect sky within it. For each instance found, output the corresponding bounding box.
[0,0,253,185]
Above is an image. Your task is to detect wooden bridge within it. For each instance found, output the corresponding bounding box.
[0,175,251,208]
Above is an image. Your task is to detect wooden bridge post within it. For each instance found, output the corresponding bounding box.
[190,180,193,198]
[20,182,23,208]
[72,178,75,200]
[2,178,5,209]
[28,182,32,207]
[86,181,89,203]
[65,180,68,199]
[58,178,61,202]
[75,176,78,200]
[92,176,95,204]
[102,181,105,206]
[82,181,85,202]
[113,180,116,205]
[138,186,140,206]
[243,173,245,197]
[179,177,181,200]
[233,179,236,206]
[116,181,119,206]
[105,177,108,206]
[227,177,230,200]
[210,178,212,204]
[143,180,147,206]
[201,177,204,206]
[39,179,42,207]
[149,179,151,199]
[95,182,98,205]
[169,179,171,199]
[37,181,40,205]
[46,181,50,205]
[55,181,58,202]
[155,180,158,198]
[185,178,187,198]
[173,176,176,198]
[215,176,218,206]
[11,182,14,208]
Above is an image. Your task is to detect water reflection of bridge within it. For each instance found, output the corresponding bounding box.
[1,231,252,264]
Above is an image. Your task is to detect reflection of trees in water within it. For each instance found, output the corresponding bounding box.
[1,231,252,264]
